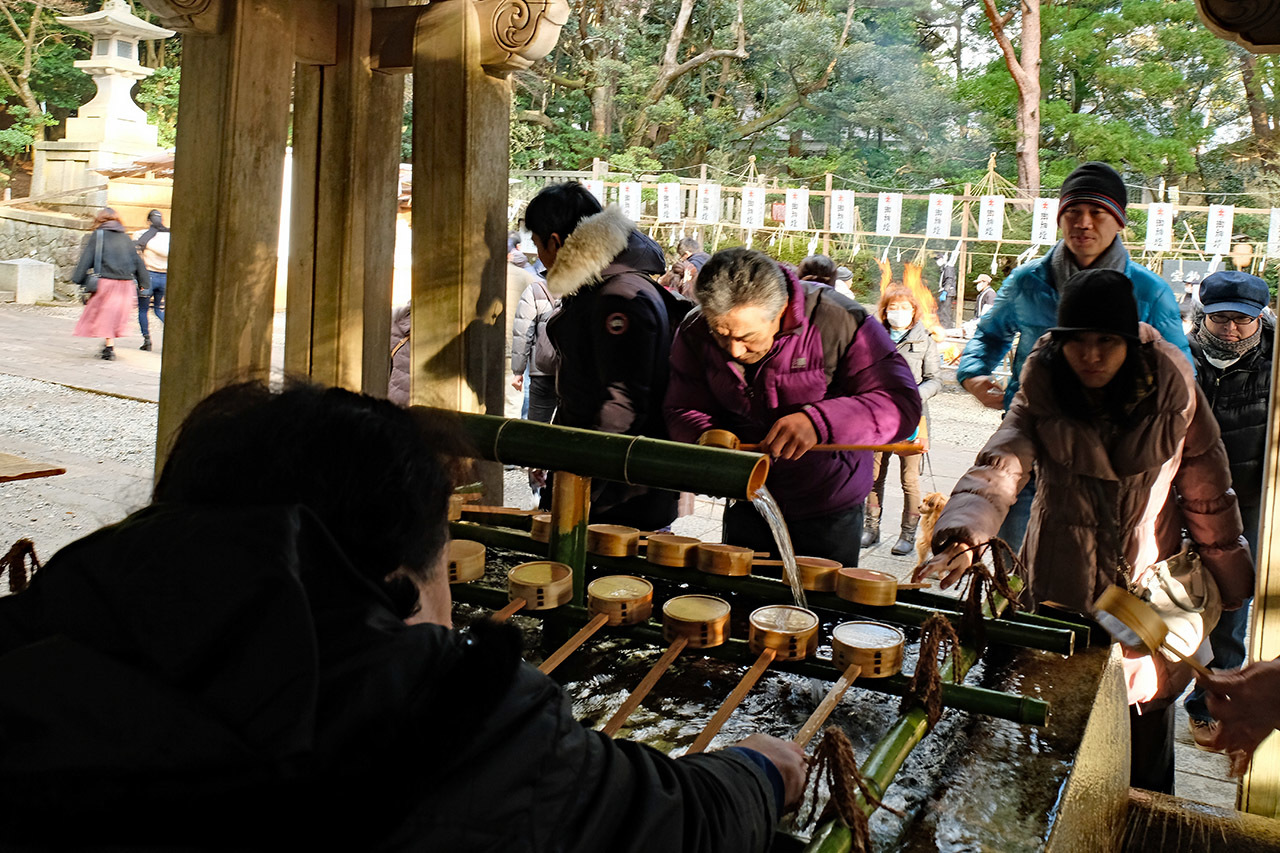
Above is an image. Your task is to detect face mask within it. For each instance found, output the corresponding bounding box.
[887,309,914,330]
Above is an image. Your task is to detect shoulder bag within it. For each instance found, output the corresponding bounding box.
[81,230,104,296]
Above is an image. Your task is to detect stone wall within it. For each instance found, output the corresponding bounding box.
[0,206,92,301]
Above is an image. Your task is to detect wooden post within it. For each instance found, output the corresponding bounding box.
[958,183,971,327]
[287,0,402,394]
[153,0,297,470]
[1242,339,1280,815]
[822,172,832,256]
[410,0,511,497]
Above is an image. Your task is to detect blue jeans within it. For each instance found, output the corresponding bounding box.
[1184,503,1259,722]
[138,271,166,336]
[724,501,863,567]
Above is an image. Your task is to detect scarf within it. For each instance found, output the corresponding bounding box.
[1047,235,1129,290]
[1194,322,1261,368]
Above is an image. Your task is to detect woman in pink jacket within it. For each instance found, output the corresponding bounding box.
[916,269,1253,795]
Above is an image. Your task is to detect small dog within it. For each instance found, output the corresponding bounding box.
[916,492,949,566]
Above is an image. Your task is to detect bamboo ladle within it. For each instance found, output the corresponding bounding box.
[1093,585,1214,678]
[538,575,654,675]
[601,594,733,737]
[492,560,574,621]
[686,604,820,755]
[793,620,906,746]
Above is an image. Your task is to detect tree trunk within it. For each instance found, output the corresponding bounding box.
[1241,53,1277,167]
[981,0,1040,196]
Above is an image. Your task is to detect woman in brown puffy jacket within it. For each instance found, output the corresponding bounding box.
[916,268,1253,795]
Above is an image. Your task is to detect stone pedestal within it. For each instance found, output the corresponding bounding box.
[0,259,55,304]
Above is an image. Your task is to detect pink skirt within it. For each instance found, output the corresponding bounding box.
[74,278,137,339]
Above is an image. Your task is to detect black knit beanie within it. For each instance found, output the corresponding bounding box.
[1050,269,1139,340]
[1057,162,1127,226]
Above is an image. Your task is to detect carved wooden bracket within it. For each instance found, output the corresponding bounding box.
[372,0,568,75]
[473,0,570,74]
[140,0,225,35]
[1195,0,1280,53]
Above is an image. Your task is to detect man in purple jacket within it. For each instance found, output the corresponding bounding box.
[665,248,922,565]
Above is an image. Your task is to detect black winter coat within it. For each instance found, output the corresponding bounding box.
[1191,316,1275,510]
[71,221,150,288]
[0,504,779,851]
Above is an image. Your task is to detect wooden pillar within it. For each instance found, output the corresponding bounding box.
[286,0,402,393]
[409,0,509,420]
[152,0,296,469]
[1243,342,1280,815]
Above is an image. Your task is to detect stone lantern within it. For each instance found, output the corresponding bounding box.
[30,0,174,200]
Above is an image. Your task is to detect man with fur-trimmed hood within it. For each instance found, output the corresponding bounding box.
[526,182,687,530]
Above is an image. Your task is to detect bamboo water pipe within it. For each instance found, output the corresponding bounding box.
[601,594,732,737]
[429,411,771,501]
[687,605,820,754]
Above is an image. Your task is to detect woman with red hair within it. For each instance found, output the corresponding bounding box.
[862,282,939,553]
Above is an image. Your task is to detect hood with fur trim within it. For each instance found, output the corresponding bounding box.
[545,206,666,298]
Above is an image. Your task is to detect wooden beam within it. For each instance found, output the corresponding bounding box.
[410,0,510,498]
[369,5,423,71]
[1243,332,1280,815]
[285,0,402,393]
[155,0,295,470]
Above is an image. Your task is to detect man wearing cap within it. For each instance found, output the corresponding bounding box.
[973,274,995,318]
[955,161,1191,548]
[1182,271,1274,749]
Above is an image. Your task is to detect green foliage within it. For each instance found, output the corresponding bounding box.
[135,65,180,148]
[0,104,50,161]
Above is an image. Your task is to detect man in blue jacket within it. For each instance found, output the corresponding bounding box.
[955,162,1191,548]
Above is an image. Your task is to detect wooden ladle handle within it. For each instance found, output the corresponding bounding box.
[601,636,689,737]
[539,612,610,675]
[686,648,777,755]
[794,663,861,747]
[492,598,527,622]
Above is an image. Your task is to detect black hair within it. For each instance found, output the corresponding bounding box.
[1046,336,1156,423]
[154,382,469,614]
[797,254,837,286]
[523,181,603,244]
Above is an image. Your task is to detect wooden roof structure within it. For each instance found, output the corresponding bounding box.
[138,0,568,500]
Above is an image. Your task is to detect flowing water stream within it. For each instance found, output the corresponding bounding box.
[750,485,808,610]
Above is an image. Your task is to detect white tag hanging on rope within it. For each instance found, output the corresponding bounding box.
[619,182,644,221]
[1030,198,1059,245]
[1017,244,1038,266]
[990,251,1000,276]
[978,196,1005,241]
[1205,205,1235,255]
[830,190,855,234]
[1208,254,1223,274]
[1268,209,1280,258]
[807,235,818,255]
[895,248,902,262]
[880,242,891,263]
[876,192,903,236]
[851,236,860,257]
[1145,203,1174,252]
[657,183,681,223]
[785,188,810,231]
[746,231,754,250]
[926,194,953,239]
[739,186,766,230]
[583,180,606,205]
[697,184,723,224]
[948,241,962,267]
[768,230,778,247]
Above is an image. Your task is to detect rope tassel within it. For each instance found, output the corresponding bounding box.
[797,727,902,852]
[1,539,41,593]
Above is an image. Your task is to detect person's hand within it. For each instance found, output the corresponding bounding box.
[1196,660,1280,775]
[962,375,1005,410]
[913,540,976,588]
[732,733,808,811]
[760,413,818,461]
[511,374,524,391]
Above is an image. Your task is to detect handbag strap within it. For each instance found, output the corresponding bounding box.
[92,229,103,274]
[1089,478,1137,590]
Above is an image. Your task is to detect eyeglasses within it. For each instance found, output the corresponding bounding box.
[1206,312,1259,328]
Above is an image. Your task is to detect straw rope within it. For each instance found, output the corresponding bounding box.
[797,726,901,851]
[898,613,962,728]
[1,539,41,594]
